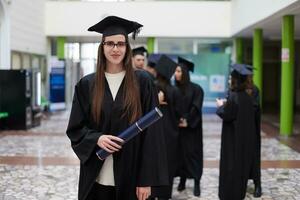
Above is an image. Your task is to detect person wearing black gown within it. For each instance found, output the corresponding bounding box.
[145,60,157,81]
[216,64,256,200]
[150,55,182,200]
[66,16,168,200]
[174,57,204,197]
[245,65,262,198]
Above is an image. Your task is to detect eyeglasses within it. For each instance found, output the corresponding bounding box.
[103,41,127,49]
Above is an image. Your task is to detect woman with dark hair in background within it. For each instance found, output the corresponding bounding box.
[245,65,262,198]
[175,57,204,197]
[66,16,168,200]
[150,55,182,200]
[216,64,256,200]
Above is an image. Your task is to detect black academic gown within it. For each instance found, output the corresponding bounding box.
[151,84,182,198]
[177,82,204,180]
[66,70,168,200]
[249,85,261,185]
[146,71,156,82]
[217,91,256,200]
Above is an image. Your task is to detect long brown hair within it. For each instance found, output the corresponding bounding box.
[92,36,142,125]
[230,75,248,92]
[245,75,254,96]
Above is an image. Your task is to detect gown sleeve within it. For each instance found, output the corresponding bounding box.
[173,87,184,123]
[216,92,238,122]
[186,84,204,129]
[66,79,102,164]
[136,72,169,187]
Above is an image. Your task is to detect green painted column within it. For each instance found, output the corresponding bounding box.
[57,37,66,60]
[280,15,295,136]
[253,29,263,105]
[147,37,155,54]
[235,38,243,64]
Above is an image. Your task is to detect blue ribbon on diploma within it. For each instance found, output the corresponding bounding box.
[96,107,163,160]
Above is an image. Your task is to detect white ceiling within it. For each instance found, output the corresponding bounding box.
[81,0,230,1]
[53,0,300,41]
[235,0,300,39]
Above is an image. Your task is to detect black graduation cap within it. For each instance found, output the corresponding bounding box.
[230,63,253,76]
[155,55,177,80]
[147,54,159,68]
[147,61,156,68]
[245,64,256,72]
[178,56,194,72]
[132,46,148,57]
[88,16,143,39]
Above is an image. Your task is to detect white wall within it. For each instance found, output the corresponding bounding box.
[0,0,10,69]
[231,0,299,35]
[45,1,231,38]
[10,0,46,55]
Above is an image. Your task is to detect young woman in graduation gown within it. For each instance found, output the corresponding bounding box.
[174,57,204,197]
[150,55,182,200]
[66,16,168,200]
[246,73,262,198]
[216,66,256,200]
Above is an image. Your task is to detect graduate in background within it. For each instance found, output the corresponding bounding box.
[132,46,147,69]
[145,59,157,80]
[216,64,256,200]
[66,16,168,200]
[175,57,204,197]
[150,55,182,200]
[245,65,262,198]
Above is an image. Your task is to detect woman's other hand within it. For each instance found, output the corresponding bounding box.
[178,118,188,127]
[136,187,151,200]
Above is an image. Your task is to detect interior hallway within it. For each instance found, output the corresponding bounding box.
[0,112,300,200]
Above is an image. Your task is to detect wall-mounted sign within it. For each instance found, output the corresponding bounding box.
[282,48,289,62]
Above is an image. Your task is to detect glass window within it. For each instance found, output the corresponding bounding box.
[32,56,40,69]
[22,54,31,69]
[66,43,80,62]
[81,43,97,59]
[81,59,95,76]
[156,38,194,54]
[11,52,21,69]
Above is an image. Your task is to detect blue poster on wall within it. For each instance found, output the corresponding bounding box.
[50,57,66,111]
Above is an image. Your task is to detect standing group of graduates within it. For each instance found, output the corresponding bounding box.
[66,15,261,200]
[133,53,204,200]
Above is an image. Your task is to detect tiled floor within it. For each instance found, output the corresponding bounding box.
[0,111,300,200]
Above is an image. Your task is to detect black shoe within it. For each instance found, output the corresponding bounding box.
[177,182,185,192]
[193,179,201,197]
[177,177,186,192]
[193,185,201,197]
[253,185,262,198]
